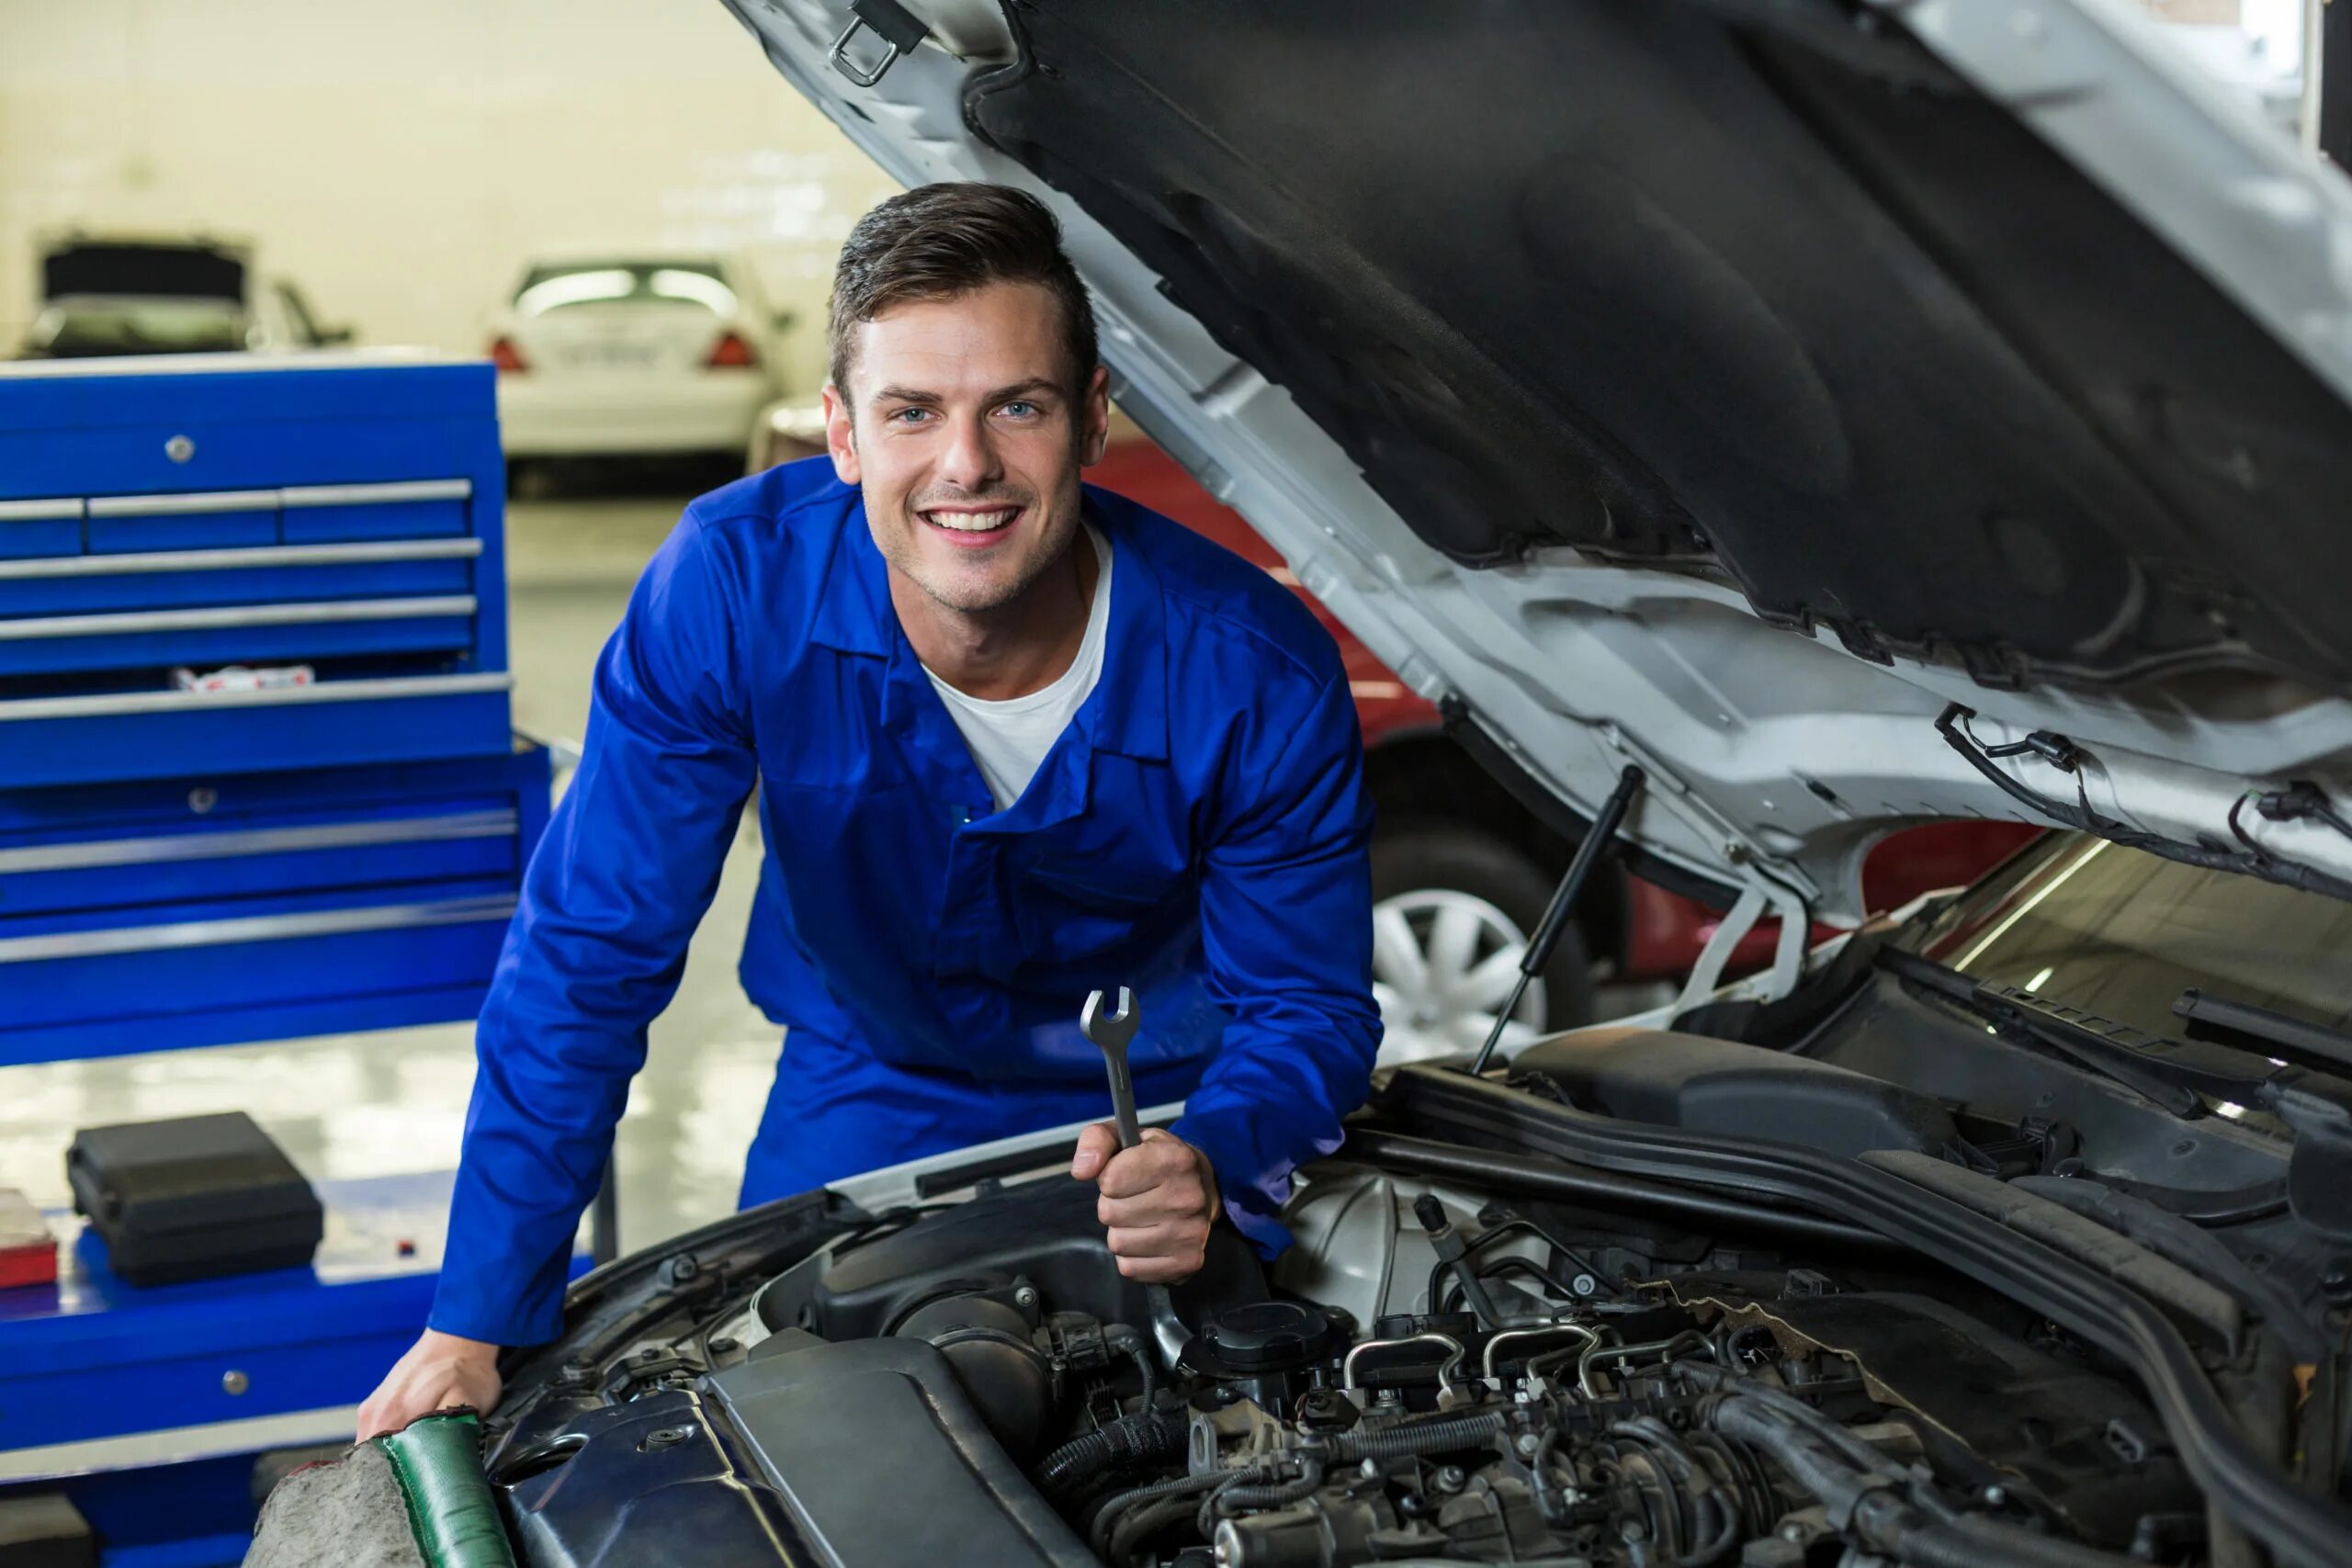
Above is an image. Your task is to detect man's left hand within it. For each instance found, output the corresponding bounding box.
[1071,1125,1220,1284]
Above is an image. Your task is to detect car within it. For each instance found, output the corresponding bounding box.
[749,405,2038,1065]
[333,4,2352,1565]
[17,235,350,359]
[490,250,790,463]
[449,820,2352,1568]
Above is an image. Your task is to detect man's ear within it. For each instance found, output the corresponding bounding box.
[1080,365,1111,468]
[821,381,861,485]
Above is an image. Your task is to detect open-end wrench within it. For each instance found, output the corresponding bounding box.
[1080,986,1142,1149]
[1080,986,1188,1364]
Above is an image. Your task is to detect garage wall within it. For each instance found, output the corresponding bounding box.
[0,0,900,389]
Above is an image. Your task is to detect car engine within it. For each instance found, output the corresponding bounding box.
[490,1156,2191,1568]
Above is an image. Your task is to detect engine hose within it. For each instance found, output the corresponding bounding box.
[1090,1471,1233,1558]
[1710,1399,2142,1568]
[1679,1362,1904,1482]
[1114,1492,1218,1562]
[1209,1459,1328,1518]
[1890,1513,2149,1568]
[1037,1405,1189,1494]
[1608,1419,1742,1568]
[1102,1322,1158,1410]
[1328,1409,1509,1462]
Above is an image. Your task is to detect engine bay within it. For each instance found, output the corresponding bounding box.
[487,1154,2193,1568]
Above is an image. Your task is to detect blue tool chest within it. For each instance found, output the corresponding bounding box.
[0,354,548,1066]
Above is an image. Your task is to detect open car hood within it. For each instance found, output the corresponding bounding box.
[40,238,248,303]
[726,0,2352,959]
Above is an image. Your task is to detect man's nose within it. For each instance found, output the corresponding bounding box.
[936,411,1002,492]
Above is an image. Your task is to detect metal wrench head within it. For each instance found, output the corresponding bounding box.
[1080,986,1138,1057]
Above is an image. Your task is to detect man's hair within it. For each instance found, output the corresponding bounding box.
[827,182,1099,400]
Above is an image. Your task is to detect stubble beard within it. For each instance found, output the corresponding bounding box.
[885,476,1085,618]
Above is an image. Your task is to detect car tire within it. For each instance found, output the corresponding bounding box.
[1369,823,1598,1064]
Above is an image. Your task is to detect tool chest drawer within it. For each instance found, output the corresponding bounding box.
[85,489,278,554]
[0,673,517,789]
[0,498,83,560]
[0,355,516,789]
[0,355,492,500]
[0,749,549,1067]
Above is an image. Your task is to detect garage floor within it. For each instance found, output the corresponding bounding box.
[0,485,775,1259]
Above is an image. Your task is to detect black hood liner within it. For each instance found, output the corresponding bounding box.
[966,0,2352,694]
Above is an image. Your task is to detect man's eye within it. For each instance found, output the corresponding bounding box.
[999,400,1039,419]
[889,407,933,424]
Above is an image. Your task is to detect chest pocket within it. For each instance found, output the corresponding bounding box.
[1012,771,1196,967]
[1016,858,1191,964]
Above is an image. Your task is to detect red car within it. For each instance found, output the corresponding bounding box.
[752,413,2035,1062]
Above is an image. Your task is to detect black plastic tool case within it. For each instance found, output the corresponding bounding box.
[66,1111,322,1286]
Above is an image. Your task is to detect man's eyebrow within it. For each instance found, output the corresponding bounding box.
[868,385,943,406]
[984,378,1063,403]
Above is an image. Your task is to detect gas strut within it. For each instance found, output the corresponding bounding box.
[1464,764,1645,1078]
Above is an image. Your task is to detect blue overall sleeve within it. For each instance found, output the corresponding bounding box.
[1170,671,1381,1253]
[430,512,755,1347]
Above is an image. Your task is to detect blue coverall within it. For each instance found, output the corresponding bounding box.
[431,457,1382,1347]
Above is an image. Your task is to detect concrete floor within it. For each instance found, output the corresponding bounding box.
[0,485,775,1258]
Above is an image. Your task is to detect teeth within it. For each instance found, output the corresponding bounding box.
[930,510,1015,532]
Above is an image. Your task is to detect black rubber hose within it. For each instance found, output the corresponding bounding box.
[1091,1471,1231,1559]
[1102,1322,1159,1409]
[1328,1410,1508,1461]
[1208,1460,1327,1517]
[1609,1416,1741,1568]
[1036,1405,1188,1494]
[1677,1362,1903,1481]
[1114,1492,1217,1562]
[1712,1398,2141,1568]
[1892,1513,2151,1568]
[1340,1128,1902,1252]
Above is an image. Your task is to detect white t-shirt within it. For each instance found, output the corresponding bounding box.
[923,525,1113,812]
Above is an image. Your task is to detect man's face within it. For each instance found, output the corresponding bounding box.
[823,281,1109,616]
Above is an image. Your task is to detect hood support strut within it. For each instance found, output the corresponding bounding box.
[1469,764,1645,1077]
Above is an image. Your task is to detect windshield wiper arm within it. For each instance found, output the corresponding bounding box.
[1877,949,2268,1118]
[2176,989,2352,1079]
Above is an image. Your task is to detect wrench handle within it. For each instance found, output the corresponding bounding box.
[1102,1046,1143,1150]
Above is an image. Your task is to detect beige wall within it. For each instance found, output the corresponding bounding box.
[2137,0,2244,24]
[0,0,900,389]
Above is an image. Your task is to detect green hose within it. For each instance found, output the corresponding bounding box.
[376,1414,518,1568]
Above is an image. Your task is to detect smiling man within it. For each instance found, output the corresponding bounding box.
[357,183,1381,1437]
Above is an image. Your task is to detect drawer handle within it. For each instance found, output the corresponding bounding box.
[0,671,512,722]
[0,499,81,523]
[0,595,477,641]
[0,895,520,964]
[278,479,471,508]
[0,809,518,874]
[0,537,483,581]
[87,490,278,518]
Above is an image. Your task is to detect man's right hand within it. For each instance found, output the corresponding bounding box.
[356,1329,503,1441]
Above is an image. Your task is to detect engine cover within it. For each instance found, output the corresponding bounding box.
[786,1178,1268,1340]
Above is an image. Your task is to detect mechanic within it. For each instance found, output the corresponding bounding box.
[357,183,1382,1437]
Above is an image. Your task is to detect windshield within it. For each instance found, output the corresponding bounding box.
[1905,831,2352,1052]
[512,262,735,317]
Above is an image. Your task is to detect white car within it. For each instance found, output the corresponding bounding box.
[489,251,787,460]
[19,235,352,359]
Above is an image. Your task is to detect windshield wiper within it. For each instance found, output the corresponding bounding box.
[2176,989,2352,1079]
[1876,948,2270,1118]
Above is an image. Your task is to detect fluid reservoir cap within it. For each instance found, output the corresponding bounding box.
[1201,1300,1333,1371]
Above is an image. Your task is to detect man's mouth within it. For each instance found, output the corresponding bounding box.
[919,503,1025,544]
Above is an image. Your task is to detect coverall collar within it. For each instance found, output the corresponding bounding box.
[810,486,1170,765]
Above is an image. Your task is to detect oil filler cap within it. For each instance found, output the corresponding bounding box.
[1200,1300,1334,1372]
